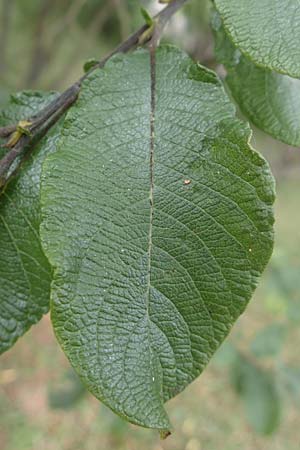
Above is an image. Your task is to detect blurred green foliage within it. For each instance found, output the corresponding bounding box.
[0,0,212,97]
[231,354,281,435]
[48,370,86,410]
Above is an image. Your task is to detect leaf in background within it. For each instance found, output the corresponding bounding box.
[41,46,274,431]
[250,324,286,358]
[212,341,239,368]
[279,365,300,407]
[232,355,281,435]
[214,0,300,78]
[0,91,60,354]
[264,251,300,321]
[48,369,87,410]
[212,13,300,147]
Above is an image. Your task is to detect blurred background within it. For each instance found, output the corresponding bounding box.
[0,1,300,449]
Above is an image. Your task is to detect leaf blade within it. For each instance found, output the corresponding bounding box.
[214,0,300,78]
[41,47,275,429]
[212,14,300,147]
[0,91,59,354]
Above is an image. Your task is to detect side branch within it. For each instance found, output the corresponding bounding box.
[0,0,189,189]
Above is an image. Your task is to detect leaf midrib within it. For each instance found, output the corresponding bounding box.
[145,48,156,316]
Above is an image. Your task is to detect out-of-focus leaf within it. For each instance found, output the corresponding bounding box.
[232,354,281,435]
[48,370,87,410]
[0,91,61,354]
[212,12,300,147]
[214,0,300,77]
[279,366,300,407]
[212,341,239,367]
[263,253,300,321]
[250,324,286,358]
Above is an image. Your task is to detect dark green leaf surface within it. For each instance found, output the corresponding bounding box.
[232,355,281,434]
[214,0,300,78]
[212,14,300,147]
[41,46,275,430]
[0,92,59,354]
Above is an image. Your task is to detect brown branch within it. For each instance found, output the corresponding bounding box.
[0,124,17,138]
[30,84,81,131]
[0,84,79,186]
[1,87,79,187]
[0,0,190,189]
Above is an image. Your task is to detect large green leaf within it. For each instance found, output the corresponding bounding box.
[212,13,300,147]
[0,91,59,354]
[214,0,300,78]
[40,46,275,431]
